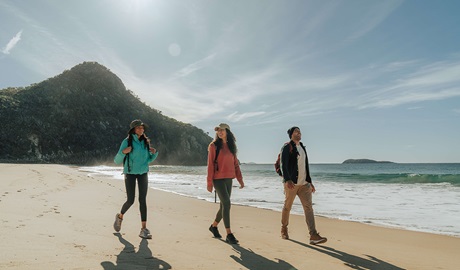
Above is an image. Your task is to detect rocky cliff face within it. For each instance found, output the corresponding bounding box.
[0,62,211,165]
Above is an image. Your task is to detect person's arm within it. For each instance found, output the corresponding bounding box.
[114,139,128,164]
[234,156,244,188]
[281,142,295,189]
[302,143,312,184]
[206,144,215,192]
[302,144,315,192]
[281,143,291,183]
[147,149,159,163]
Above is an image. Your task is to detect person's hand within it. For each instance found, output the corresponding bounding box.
[311,183,316,193]
[122,146,132,154]
[207,184,213,193]
[285,180,295,190]
[239,181,245,189]
[149,147,156,154]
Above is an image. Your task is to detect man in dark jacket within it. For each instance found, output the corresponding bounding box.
[280,126,327,245]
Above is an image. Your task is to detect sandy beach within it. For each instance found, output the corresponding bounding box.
[1,164,459,269]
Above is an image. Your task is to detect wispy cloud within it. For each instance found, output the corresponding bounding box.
[226,111,266,122]
[365,88,460,108]
[346,1,403,41]
[2,30,23,54]
[396,62,460,88]
[171,53,217,79]
[381,60,421,72]
[355,59,460,109]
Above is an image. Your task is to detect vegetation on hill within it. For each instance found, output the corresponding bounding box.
[0,62,212,165]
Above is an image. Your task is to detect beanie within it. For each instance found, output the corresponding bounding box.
[287,126,299,139]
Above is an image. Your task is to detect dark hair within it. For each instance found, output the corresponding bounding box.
[127,129,150,149]
[213,128,237,155]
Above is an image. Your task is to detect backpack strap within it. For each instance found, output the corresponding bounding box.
[123,134,133,172]
[213,142,220,171]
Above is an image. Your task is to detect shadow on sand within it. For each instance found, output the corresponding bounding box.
[230,243,297,270]
[289,239,406,270]
[101,233,172,270]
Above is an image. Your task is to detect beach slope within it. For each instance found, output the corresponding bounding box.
[1,164,459,269]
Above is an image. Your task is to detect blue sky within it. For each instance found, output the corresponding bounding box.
[1,0,460,163]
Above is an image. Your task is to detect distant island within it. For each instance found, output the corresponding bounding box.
[342,159,394,164]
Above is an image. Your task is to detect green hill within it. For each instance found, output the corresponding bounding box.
[0,62,211,165]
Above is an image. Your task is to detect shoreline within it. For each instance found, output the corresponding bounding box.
[156,186,460,239]
[2,164,460,269]
[82,165,460,238]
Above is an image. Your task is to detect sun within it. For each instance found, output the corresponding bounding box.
[118,0,157,13]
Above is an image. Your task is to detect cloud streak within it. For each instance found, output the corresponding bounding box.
[356,59,460,109]
[2,30,22,54]
[226,111,266,122]
[171,53,217,79]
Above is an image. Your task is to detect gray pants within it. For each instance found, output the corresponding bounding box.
[281,183,317,236]
[213,178,233,229]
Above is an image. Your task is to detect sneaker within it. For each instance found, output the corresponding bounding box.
[113,214,123,232]
[209,225,222,238]
[225,233,239,245]
[309,232,327,245]
[139,228,152,239]
[281,226,289,240]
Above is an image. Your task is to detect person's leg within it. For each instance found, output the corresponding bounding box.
[120,174,137,218]
[281,184,298,239]
[213,181,224,226]
[281,184,298,228]
[137,173,149,229]
[213,179,232,231]
[222,178,233,234]
[297,183,317,236]
[137,173,152,239]
[214,178,238,244]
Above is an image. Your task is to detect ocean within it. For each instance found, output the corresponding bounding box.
[80,163,460,237]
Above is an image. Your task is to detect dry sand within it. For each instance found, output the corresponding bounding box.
[1,164,459,269]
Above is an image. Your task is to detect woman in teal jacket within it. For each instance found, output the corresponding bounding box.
[113,119,158,239]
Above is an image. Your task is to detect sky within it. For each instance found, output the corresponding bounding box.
[1,0,460,164]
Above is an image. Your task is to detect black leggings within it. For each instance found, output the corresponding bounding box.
[120,173,148,222]
[213,178,233,228]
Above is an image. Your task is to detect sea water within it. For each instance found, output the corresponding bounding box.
[80,163,460,237]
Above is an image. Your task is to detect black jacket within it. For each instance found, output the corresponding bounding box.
[281,140,312,184]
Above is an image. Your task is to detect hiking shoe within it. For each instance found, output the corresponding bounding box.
[139,228,152,239]
[209,225,222,238]
[226,233,239,245]
[113,214,123,232]
[309,233,327,245]
[281,226,289,240]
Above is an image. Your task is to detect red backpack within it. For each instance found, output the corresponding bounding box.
[274,142,293,177]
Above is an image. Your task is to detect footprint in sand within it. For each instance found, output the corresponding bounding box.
[74,244,86,250]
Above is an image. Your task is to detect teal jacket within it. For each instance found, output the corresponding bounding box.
[114,135,159,175]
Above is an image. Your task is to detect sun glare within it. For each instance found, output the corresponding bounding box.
[118,0,158,13]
